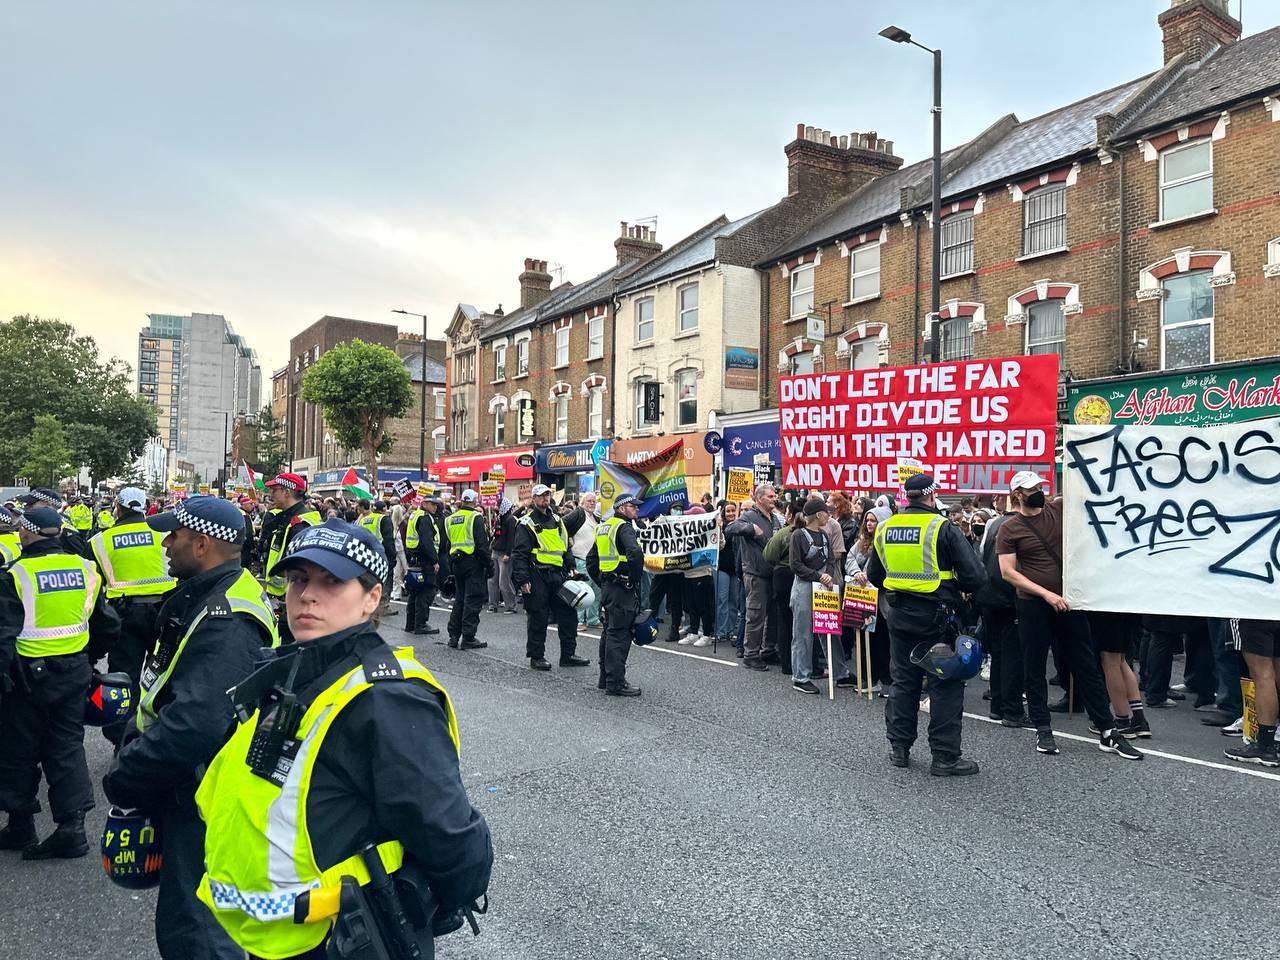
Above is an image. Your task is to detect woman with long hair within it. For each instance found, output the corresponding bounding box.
[845,506,892,692]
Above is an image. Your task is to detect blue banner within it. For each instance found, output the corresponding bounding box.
[723,419,780,468]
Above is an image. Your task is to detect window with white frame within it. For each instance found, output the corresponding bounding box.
[1161,270,1213,369]
[433,389,445,420]
[516,339,529,376]
[940,213,974,277]
[675,368,697,427]
[554,394,569,442]
[1159,140,1212,222]
[1025,300,1066,357]
[677,283,699,332]
[587,389,603,438]
[554,327,569,367]
[790,351,816,375]
[849,243,880,301]
[453,351,475,383]
[849,339,879,370]
[789,264,814,318]
[634,379,654,428]
[493,403,507,446]
[939,317,972,361]
[587,314,604,359]
[494,343,507,380]
[433,429,446,456]
[1024,184,1067,255]
[635,298,654,342]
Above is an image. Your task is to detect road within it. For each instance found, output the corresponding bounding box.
[3,599,1275,960]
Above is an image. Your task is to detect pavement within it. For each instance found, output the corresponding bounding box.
[3,598,1277,960]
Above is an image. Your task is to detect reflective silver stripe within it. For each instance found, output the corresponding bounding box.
[110,576,174,588]
[11,563,97,640]
[90,534,117,588]
[207,877,317,922]
[920,516,943,581]
[11,565,38,633]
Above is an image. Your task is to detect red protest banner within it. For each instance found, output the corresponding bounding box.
[779,355,1059,492]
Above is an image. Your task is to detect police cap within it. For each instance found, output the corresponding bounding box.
[270,518,389,583]
[147,497,246,544]
[903,474,938,496]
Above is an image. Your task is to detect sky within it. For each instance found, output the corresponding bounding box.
[1,0,1272,384]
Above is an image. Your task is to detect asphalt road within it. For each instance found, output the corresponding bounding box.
[3,599,1275,960]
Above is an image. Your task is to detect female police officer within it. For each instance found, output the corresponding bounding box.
[193,519,493,960]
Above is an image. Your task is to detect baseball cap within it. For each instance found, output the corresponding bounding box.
[270,518,389,583]
[18,506,63,534]
[531,484,552,496]
[147,497,247,544]
[803,499,832,517]
[460,489,479,504]
[116,486,147,512]
[265,472,308,493]
[1008,471,1048,491]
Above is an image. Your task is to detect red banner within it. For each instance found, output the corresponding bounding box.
[779,355,1059,492]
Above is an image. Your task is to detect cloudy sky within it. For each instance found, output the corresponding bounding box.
[1,0,1268,382]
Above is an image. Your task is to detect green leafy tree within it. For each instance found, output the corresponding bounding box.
[21,415,73,487]
[255,405,288,477]
[302,339,412,486]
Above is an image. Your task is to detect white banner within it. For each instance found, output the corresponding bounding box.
[1063,420,1280,618]
[637,510,721,573]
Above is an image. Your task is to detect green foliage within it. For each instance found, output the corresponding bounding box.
[0,315,159,484]
[302,339,412,484]
[255,405,288,477]
[21,415,73,487]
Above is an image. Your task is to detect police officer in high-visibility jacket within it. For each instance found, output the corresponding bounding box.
[866,474,986,777]
[444,489,490,651]
[96,502,115,532]
[0,506,120,858]
[0,506,21,565]
[587,495,645,697]
[194,520,492,960]
[18,488,94,560]
[89,486,177,745]
[261,473,321,622]
[67,497,94,535]
[513,483,590,672]
[404,496,444,635]
[102,497,277,960]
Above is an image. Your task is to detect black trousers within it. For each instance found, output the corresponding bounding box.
[883,603,964,761]
[156,795,242,960]
[525,573,578,661]
[682,576,714,636]
[103,598,162,746]
[982,604,1023,719]
[769,568,794,672]
[1017,598,1112,733]
[599,581,638,690]
[447,564,485,644]
[649,574,684,641]
[405,575,437,632]
[0,653,94,821]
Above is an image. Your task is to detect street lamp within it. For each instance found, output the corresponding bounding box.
[392,308,429,481]
[880,24,943,363]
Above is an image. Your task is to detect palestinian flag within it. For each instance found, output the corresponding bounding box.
[242,462,265,500]
[342,467,372,501]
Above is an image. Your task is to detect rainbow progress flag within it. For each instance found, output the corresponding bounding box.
[596,440,687,519]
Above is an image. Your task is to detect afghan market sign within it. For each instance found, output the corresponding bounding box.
[779,355,1059,492]
[1068,358,1280,427]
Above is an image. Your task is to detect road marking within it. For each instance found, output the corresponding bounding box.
[640,644,738,667]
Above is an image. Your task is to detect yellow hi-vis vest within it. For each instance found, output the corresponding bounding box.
[404,508,425,550]
[68,503,93,532]
[873,513,954,594]
[519,513,568,567]
[89,521,176,600]
[137,569,278,733]
[445,510,477,556]
[8,553,101,658]
[357,514,380,536]
[97,510,115,530]
[265,510,322,597]
[0,531,20,565]
[594,517,624,572]
[194,647,459,959]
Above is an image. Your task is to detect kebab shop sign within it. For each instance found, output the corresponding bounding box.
[779,355,1059,491]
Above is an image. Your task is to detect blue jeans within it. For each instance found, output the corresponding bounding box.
[715,570,743,641]
[790,580,849,682]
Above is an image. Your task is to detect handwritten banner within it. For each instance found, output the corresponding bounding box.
[812,583,842,635]
[1063,420,1280,619]
[638,510,720,573]
[779,355,1059,492]
[726,467,753,504]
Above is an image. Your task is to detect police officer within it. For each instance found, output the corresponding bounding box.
[0,506,120,857]
[513,483,590,672]
[193,520,493,960]
[587,495,644,697]
[0,506,21,565]
[67,496,94,535]
[445,489,490,651]
[103,497,277,960]
[261,473,321,622]
[866,474,986,777]
[358,500,398,621]
[88,486,177,745]
[19,488,94,560]
[96,501,116,532]
[405,496,444,635]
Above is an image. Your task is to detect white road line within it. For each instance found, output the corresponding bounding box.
[639,643,738,667]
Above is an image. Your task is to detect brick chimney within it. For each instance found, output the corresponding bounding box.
[785,124,904,205]
[1158,0,1240,64]
[614,222,663,265]
[517,258,553,310]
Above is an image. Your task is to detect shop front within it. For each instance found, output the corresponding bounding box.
[310,466,432,498]
[535,440,612,498]
[717,409,781,494]
[426,447,537,497]
[609,432,715,506]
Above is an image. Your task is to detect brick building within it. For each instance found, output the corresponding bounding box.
[756,0,1279,413]
[382,347,447,475]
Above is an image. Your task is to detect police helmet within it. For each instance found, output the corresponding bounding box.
[909,633,984,681]
[403,569,422,591]
[101,806,162,889]
[632,609,659,646]
[440,575,457,600]
[557,579,593,609]
[85,672,133,726]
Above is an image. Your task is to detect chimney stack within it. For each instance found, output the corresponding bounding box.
[614,222,664,265]
[517,258,553,310]
[1158,0,1240,65]
[785,122,905,205]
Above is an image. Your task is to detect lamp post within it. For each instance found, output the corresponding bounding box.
[392,308,429,481]
[880,24,942,364]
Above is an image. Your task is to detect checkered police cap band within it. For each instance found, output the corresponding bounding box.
[17,514,42,534]
[175,503,241,542]
[286,525,389,582]
[28,490,61,507]
[270,475,302,491]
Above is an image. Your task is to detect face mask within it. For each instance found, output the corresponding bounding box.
[972,524,986,539]
[1024,490,1046,509]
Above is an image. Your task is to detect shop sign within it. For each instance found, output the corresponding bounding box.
[1068,359,1280,427]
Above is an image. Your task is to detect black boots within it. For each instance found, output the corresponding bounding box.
[0,814,36,851]
[22,813,89,860]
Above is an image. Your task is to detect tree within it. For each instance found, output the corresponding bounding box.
[255,405,288,477]
[302,339,412,486]
[21,415,73,488]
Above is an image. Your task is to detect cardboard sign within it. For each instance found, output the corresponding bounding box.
[197,484,210,496]
[726,467,753,504]
[842,582,878,625]
[479,479,501,509]
[812,583,842,635]
[779,355,1059,492]
[1242,678,1258,743]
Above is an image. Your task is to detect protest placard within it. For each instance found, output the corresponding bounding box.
[778,355,1058,492]
[479,479,501,509]
[726,468,753,504]
[812,583,842,635]
[842,583,878,626]
[637,510,720,572]
[1063,420,1280,619]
